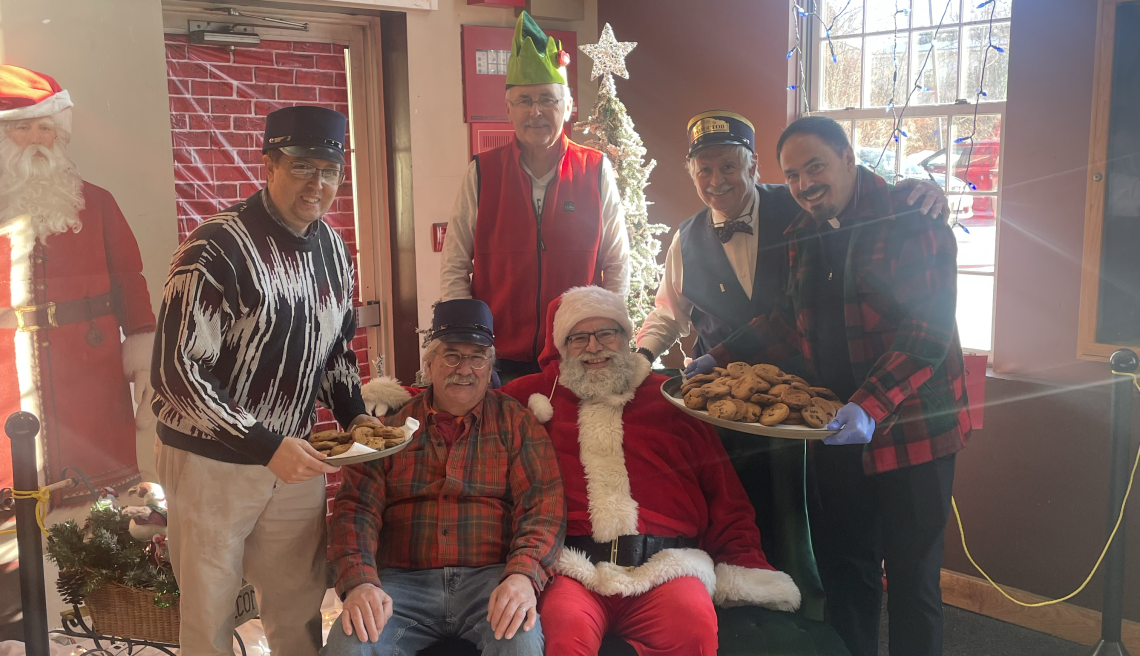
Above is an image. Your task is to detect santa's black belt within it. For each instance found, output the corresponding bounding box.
[563,534,699,568]
[2,292,115,332]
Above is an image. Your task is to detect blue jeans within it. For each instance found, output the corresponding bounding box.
[322,564,543,656]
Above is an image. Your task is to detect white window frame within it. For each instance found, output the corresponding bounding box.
[804,1,1010,355]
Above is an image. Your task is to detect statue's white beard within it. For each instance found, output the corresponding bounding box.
[0,136,84,244]
[559,347,638,400]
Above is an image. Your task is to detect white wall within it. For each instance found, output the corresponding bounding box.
[404,0,598,331]
[0,0,178,315]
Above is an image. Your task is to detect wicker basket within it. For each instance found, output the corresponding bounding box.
[85,582,180,644]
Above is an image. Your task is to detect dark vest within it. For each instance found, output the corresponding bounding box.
[679,184,802,357]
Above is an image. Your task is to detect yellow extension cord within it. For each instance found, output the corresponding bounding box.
[951,370,1140,607]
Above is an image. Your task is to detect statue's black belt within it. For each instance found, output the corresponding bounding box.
[563,534,699,568]
[2,292,115,332]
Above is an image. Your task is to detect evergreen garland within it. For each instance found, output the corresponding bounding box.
[46,504,178,607]
[575,74,668,333]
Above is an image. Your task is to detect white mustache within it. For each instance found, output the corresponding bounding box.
[445,373,479,385]
[524,120,552,129]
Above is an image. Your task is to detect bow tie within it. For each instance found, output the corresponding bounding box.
[713,219,753,243]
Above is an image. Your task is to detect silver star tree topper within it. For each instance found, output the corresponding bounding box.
[579,23,636,81]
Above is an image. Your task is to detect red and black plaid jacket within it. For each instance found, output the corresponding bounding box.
[710,166,971,474]
[328,389,565,596]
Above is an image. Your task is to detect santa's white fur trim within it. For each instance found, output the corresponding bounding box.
[713,562,801,612]
[361,376,412,416]
[553,286,634,359]
[558,547,717,598]
[0,90,73,123]
[528,393,553,424]
[121,332,155,378]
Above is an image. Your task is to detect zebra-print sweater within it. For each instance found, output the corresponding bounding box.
[151,190,366,465]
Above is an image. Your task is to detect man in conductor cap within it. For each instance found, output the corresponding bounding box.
[151,105,385,656]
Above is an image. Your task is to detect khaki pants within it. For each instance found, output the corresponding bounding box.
[156,441,327,656]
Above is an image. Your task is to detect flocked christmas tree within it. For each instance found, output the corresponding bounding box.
[576,25,668,332]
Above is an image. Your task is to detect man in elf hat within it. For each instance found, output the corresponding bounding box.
[325,298,563,656]
[440,11,629,384]
[0,65,156,508]
[151,105,384,656]
[501,286,812,655]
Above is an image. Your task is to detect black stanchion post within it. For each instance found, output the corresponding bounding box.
[6,411,48,656]
[1087,348,1137,656]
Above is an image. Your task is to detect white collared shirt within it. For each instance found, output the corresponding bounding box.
[636,189,760,358]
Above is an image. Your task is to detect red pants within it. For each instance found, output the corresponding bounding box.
[538,575,718,656]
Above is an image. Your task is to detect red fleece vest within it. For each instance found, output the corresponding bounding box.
[472,136,605,362]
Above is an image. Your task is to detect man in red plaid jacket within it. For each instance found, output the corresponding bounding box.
[687,117,970,656]
[325,298,565,656]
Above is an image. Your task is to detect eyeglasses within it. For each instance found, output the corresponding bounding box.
[288,161,346,186]
[565,328,624,349]
[439,353,491,370]
[508,96,564,110]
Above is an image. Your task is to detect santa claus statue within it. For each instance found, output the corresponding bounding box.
[0,65,155,506]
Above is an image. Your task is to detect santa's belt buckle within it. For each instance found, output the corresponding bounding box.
[14,302,56,332]
[609,538,620,565]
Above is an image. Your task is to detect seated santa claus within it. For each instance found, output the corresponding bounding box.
[498,285,801,656]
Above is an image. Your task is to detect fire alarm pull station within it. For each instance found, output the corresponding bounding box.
[460,24,578,156]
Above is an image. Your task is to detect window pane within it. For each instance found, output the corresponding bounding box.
[823,0,864,36]
[912,0,959,27]
[900,116,948,181]
[951,114,1002,197]
[962,22,1010,100]
[954,205,996,270]
[854,118,898,179]
[865,0,911,33]
[821,38,863,110]
[911,28,959,105]
[964,0,1012,22]
[865,33,910,107]
[957,273,994,352]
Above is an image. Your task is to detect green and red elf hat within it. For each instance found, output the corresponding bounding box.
[506,11,569,88]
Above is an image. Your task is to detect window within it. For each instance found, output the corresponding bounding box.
[808,0,1012,353]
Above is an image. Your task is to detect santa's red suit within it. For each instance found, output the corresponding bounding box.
[0,66,154,506]
[501,286,800,656]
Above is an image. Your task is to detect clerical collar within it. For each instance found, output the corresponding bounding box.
[710,189,757,228]
[261,189,317,238]
[824,179,861,231]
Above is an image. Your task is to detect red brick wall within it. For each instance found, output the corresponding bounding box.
[164,36,369,505]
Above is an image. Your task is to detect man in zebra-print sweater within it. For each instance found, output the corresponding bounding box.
[150,106,382,656]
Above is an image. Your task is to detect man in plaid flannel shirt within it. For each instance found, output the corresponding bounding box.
[324,298,565,656]
[687,116,970,656]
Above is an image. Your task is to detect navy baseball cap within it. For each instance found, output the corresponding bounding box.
[262,105,347,164]
[429,299,495,347]
[687,110,756,157]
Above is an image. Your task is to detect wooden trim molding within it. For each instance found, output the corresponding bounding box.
[1077,0,1127,362]
[941,569,1140,650]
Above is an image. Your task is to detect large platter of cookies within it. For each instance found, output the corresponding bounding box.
[661,363,843,439]
[306,417,420,465]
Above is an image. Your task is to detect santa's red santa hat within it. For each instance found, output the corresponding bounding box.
[0,65,73,136]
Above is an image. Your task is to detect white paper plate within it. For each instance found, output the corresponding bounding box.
[661,377,836,440]
[323,417,420,465]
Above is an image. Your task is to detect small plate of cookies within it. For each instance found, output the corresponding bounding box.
[661,363,842,440]
[306,417,420,465]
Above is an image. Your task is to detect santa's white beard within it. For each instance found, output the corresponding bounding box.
[0,136,84,244]
[560,347,638,400]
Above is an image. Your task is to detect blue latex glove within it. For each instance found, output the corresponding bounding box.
[823,402,876,445]
[684,354,717,379]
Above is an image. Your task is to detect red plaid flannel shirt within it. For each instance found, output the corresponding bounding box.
[328,389,565,596]
[710,166,971,474]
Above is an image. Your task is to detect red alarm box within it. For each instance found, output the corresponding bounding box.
[460,24,578,124]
